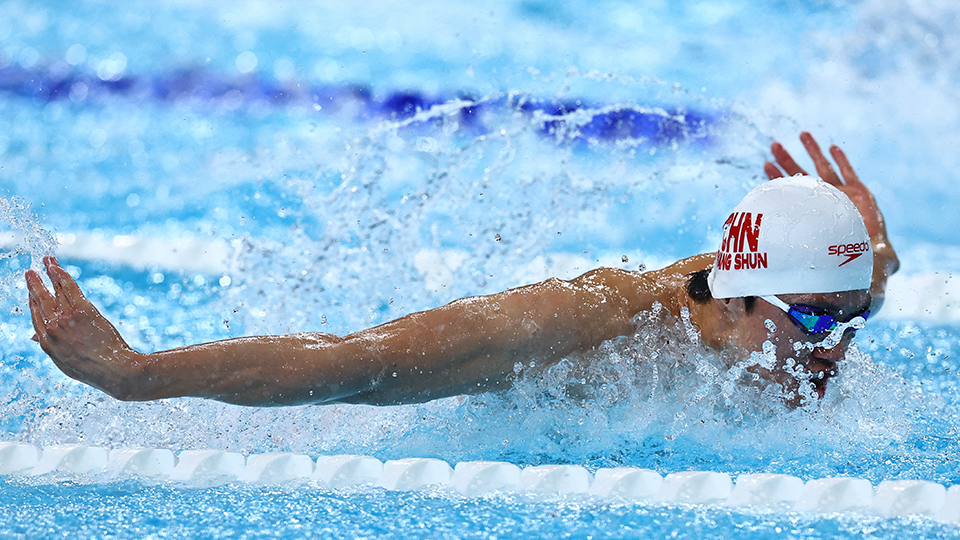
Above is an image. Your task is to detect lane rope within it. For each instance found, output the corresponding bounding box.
[1,441,958,522]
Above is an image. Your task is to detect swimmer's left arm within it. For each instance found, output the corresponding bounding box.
[764,132,899,312]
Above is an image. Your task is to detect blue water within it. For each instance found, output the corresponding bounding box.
[3,0,960,537]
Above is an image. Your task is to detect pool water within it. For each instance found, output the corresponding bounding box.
[2,0,960,537]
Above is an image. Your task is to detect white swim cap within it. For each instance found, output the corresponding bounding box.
[707,175,872,299]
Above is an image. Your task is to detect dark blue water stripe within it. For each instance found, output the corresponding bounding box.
[0,61,716,146]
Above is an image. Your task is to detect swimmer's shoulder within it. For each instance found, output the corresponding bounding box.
[656,253,715,277]
[573,253,714,314]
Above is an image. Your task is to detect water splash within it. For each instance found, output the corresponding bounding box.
[0,196,56,312]
[0,78,954,485]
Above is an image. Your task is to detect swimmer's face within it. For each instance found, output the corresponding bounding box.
[729,289,871,406]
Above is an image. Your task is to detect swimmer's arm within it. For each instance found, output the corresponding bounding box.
[765,132,899,311]
[27,257,667,406]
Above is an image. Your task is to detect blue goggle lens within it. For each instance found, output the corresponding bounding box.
[788,305,871,335]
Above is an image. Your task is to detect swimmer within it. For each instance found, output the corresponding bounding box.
[24,132,899,407]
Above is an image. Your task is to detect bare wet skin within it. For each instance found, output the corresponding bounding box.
[731,290,871,408]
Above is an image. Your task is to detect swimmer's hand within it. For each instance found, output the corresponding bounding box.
[764,131,900,309]
[26,256,147,400]
[764,132,887,241]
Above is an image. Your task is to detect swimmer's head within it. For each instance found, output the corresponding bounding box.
[707,175,872,299]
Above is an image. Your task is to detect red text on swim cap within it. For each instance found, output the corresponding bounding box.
[828,241,870,266]
[715,212,768,271]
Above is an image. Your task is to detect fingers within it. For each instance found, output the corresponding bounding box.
[44,257,86,314]
[764,162,784,180]
[770,142,808,177]
[28,295,52,349]
[25,269,57,321]
[799,132,842,186]
[829,144,864,187]
[26,258,85,350]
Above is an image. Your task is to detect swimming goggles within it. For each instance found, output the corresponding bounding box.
[760,296,870,335]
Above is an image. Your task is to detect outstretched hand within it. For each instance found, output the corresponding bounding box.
[764,132,889,243]
[765,131,900,287]
[26,256,144,400]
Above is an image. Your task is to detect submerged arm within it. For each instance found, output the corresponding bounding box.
[27,257,667,406]
[765,132,899,311]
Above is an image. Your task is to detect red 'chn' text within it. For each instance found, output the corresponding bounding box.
[715,212,767,271]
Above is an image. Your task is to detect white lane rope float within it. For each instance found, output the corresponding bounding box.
[1,441,959,523]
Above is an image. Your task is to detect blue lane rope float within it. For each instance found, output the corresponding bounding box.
[0,58,717,148]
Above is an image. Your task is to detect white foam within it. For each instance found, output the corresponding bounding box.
[0,442,42,474]
[376,458,454,491]
[793,477,874,513]
[517,465,593,495]
[105,447,177,478]
[878,271,960,322]
[872,480,947,518]
[655,471,732,504]
[449,461,522,496]
[168,450,246,486]
[237,452,315,484]
[588,467,663,499]
[30,445,109,476]
[313,455,384,488]
[725,473,805,507]
[0,231,234,274]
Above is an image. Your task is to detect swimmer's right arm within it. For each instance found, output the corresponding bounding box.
[27,256,680,406]
[764,132,900,312]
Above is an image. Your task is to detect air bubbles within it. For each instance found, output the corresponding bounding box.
[18,47,39,69]
[88,129,107,148]
[313,60,342,82]
[416,137,439,153]
[219,276,232,287]
[96,52,127,81]
[273,57,296,81]
[235,51,258,74]
[69,82,88,103]
[48,61,69,82]
[378,30,403,53]
[65,44,87,65]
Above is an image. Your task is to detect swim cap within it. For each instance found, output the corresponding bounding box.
[707,175,872,299]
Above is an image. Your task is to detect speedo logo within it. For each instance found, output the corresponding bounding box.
[715,212,768,271]
[829,242,870,266]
